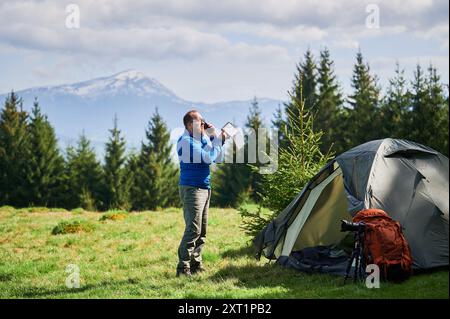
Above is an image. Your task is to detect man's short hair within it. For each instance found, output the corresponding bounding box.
[183,110,199,128]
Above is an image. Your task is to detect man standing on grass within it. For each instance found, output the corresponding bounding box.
[176,110,228,277]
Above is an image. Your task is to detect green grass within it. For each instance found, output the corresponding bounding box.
[0,207,448,299]
[71,208,85,215]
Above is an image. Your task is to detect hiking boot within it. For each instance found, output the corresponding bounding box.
[191,264,205,274]
[176,268,192,277]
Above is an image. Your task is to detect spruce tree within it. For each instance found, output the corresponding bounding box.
[316,48,344,154]
[285,49,318,134]
[65,133,104,210]
[103,115,130,210]
[441,86,449,156]
[408,64,435,150]
[271,104,287,149]
[347,51,381,147]
[131,109,178,210]
[0,92,30,207]
[214,98,269,206]
[245,97,267,201]
[408,64,427,144]
[299,49,318,112]
[25,98,65,207]
[264,90,330,212]
[123,149,139,209]
[240,88,331,237]
[409,64,448,155]
[380,63,411,139]
[212,156,251,208]
[444,106,449,154]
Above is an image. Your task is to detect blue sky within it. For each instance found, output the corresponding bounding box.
[0,0,448,103]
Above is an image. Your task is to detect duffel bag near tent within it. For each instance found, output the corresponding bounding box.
[254,138,449,270]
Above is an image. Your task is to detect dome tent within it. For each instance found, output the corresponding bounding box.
[254,138,449,270]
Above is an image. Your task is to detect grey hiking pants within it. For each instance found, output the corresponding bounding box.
[177,185,211,270]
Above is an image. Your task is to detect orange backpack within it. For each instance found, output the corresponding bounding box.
[353,209,413,281]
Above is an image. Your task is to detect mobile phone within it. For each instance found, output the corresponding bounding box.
[202,120,212,129]
[222,122,238,137]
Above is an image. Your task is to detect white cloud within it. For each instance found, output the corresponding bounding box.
[70,0,445,29]
[214,22,327,43]
[0,0,448,101]
[0,1,292,62]
[414,23,449,50]
[0,0,447,61]
[329,25,407,49]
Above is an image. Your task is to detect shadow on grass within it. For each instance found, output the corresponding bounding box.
[11,266,448,299]
[216,244,345,298]
[20,285,91,298]
[220,244,255,259]
[0,273,14,282]
[206,262,347,298]
[206,261,450,299]
[14,279,139,298]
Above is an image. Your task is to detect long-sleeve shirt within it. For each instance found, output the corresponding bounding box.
[177,130,224,189]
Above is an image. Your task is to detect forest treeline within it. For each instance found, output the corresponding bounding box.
[0,50,448,210]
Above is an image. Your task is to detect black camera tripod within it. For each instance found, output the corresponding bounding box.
[344,225,366,284]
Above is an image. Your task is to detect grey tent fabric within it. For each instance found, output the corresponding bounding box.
[254,138,449,270]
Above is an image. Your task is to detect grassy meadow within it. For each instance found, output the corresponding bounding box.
[0,206,448,299]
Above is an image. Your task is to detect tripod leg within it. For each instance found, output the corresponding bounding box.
[354,246,359,283]
[359,236,366,281]
[344,253,354,284]
[359,248,365,280]
[351,236,361,283]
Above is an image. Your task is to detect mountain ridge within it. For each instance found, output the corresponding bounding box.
[0,70,284,155]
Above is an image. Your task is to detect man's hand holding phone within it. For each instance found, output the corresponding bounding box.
[202,120,216,137]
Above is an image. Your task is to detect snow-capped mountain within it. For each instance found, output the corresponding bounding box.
[21,70,185,101]
[0,70,283,155]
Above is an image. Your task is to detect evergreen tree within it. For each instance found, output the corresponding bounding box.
[380,63,411,139]
[441,85,449,156]
[346,51,381,147]
[25,98,65,207]
[214,98,269,206]
[103,115,130,210]
[408,64,427,144]
[65,133,104,210]
[427,65,448,156]
[131,109,178,210]
[212,154,251,208]
[409,64,448,156]
[316,48,344,154]
[123,149,140,209]
[240,89,331,237]
[285,49,318,134]
[245,97,267,201]
[334,107,352,155]
[271,104,287,149]
[299,49,318,112]
[0,92,30,207]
